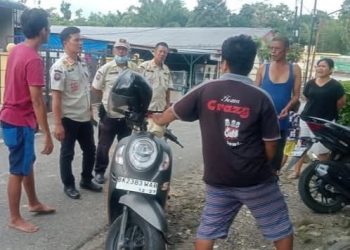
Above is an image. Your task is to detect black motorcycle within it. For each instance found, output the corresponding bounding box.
[291,116,350,213]
[104,70,183,250]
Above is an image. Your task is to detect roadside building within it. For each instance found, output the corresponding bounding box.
[48,26,273,90]
[1,25,273,106]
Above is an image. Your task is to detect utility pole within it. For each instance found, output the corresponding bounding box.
[308,19,322,80]
[304,0,318,84]
[293,0,299,42]
[298,0,303,44]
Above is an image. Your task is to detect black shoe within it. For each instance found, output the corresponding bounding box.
[94,173,105,184]
[80,180,103,192]
[64,186,80,199]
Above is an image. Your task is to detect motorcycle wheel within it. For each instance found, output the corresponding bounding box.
[105,210,166,250]
[298,161,345,213]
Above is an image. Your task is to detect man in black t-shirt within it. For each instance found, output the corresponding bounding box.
[153,35,293,250]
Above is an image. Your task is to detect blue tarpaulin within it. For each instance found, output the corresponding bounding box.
[41,33,109,53]
[14,32,109,55]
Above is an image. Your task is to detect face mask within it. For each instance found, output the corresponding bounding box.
[114,55,129,65]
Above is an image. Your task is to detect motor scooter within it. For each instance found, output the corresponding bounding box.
[288,116,350,213]
[104,69,183,250]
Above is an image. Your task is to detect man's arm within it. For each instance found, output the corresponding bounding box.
[91,66,106,101]
[280,64,301,118]
[165,89,171,109]
[152,107,177,126]
[29,86,53,154]
[51,90,65,141]
[255,64,264,87]
[264,140,278,161]
[92,87,103,100]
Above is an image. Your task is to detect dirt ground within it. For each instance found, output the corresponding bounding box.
[79,163,350,250]
[166,166,350,250]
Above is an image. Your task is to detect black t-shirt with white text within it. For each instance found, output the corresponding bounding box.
[173,73,280,187]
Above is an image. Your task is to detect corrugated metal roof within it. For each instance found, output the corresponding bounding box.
[0,0,26,10]
[51,26,271,51]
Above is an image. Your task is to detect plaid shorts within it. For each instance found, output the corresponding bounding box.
[1,122,36,176]
[197,179,293,242]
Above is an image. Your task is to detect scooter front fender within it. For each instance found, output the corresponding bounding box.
[119,193,167,234]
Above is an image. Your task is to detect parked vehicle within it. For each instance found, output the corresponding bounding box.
[291,116,350,213]
[105,70,182,250]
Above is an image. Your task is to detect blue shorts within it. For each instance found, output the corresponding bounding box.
[197,180,293,242]
[1,122,36,176]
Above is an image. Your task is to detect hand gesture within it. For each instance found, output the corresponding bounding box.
[278,107,289,119]
[54,124,65,142]
[41,134,54,155]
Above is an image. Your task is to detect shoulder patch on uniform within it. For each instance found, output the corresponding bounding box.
[54,72,62,81]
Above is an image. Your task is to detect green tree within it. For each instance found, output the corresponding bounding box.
[338,0,350,53]
[86,12,105,26]
[118,7,139,26]
[297,15,313,45]
[186,0,231,27]
[60,1,72,21]
[317,19,347,54]
[101,12,122,27]
[232,3,294,36]
[131,0,189,27]
[46,7,71,25]
[74,8,87,26]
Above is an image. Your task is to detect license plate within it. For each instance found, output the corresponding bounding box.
[116,177,158,195]
[291,146,307,157]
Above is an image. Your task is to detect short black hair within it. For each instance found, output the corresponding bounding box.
[221,35,257,76]
[20,8,49,39]
[155,42,169,49]
[272,36,290,49]
[60,26,80,44]
[317,58,334,69]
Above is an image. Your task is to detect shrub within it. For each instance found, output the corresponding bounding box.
[338,81,350,125]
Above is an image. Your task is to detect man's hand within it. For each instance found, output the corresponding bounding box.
[42,134,54,155]
[152,107,177,126]
[54,124,65,141]
[279,107,289,119]
[91,112,98,126]
[152,113,163,125]
[98,104,106,119]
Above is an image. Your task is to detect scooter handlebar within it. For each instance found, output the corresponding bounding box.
[164,129,184,148]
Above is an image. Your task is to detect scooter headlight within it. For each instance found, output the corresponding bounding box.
[128,137,158,171]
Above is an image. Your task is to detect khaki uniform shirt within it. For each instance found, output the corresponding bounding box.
[50,54,91,122]
[139,59,173,112]
[92,60,138,118]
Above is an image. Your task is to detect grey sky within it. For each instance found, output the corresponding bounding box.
[27,0,343,17]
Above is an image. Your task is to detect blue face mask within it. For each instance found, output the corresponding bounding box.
[114,55,129,65]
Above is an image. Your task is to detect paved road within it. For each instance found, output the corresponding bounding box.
[0,111,202,250]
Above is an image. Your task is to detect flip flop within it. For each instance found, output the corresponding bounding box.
[29,207,56,215]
